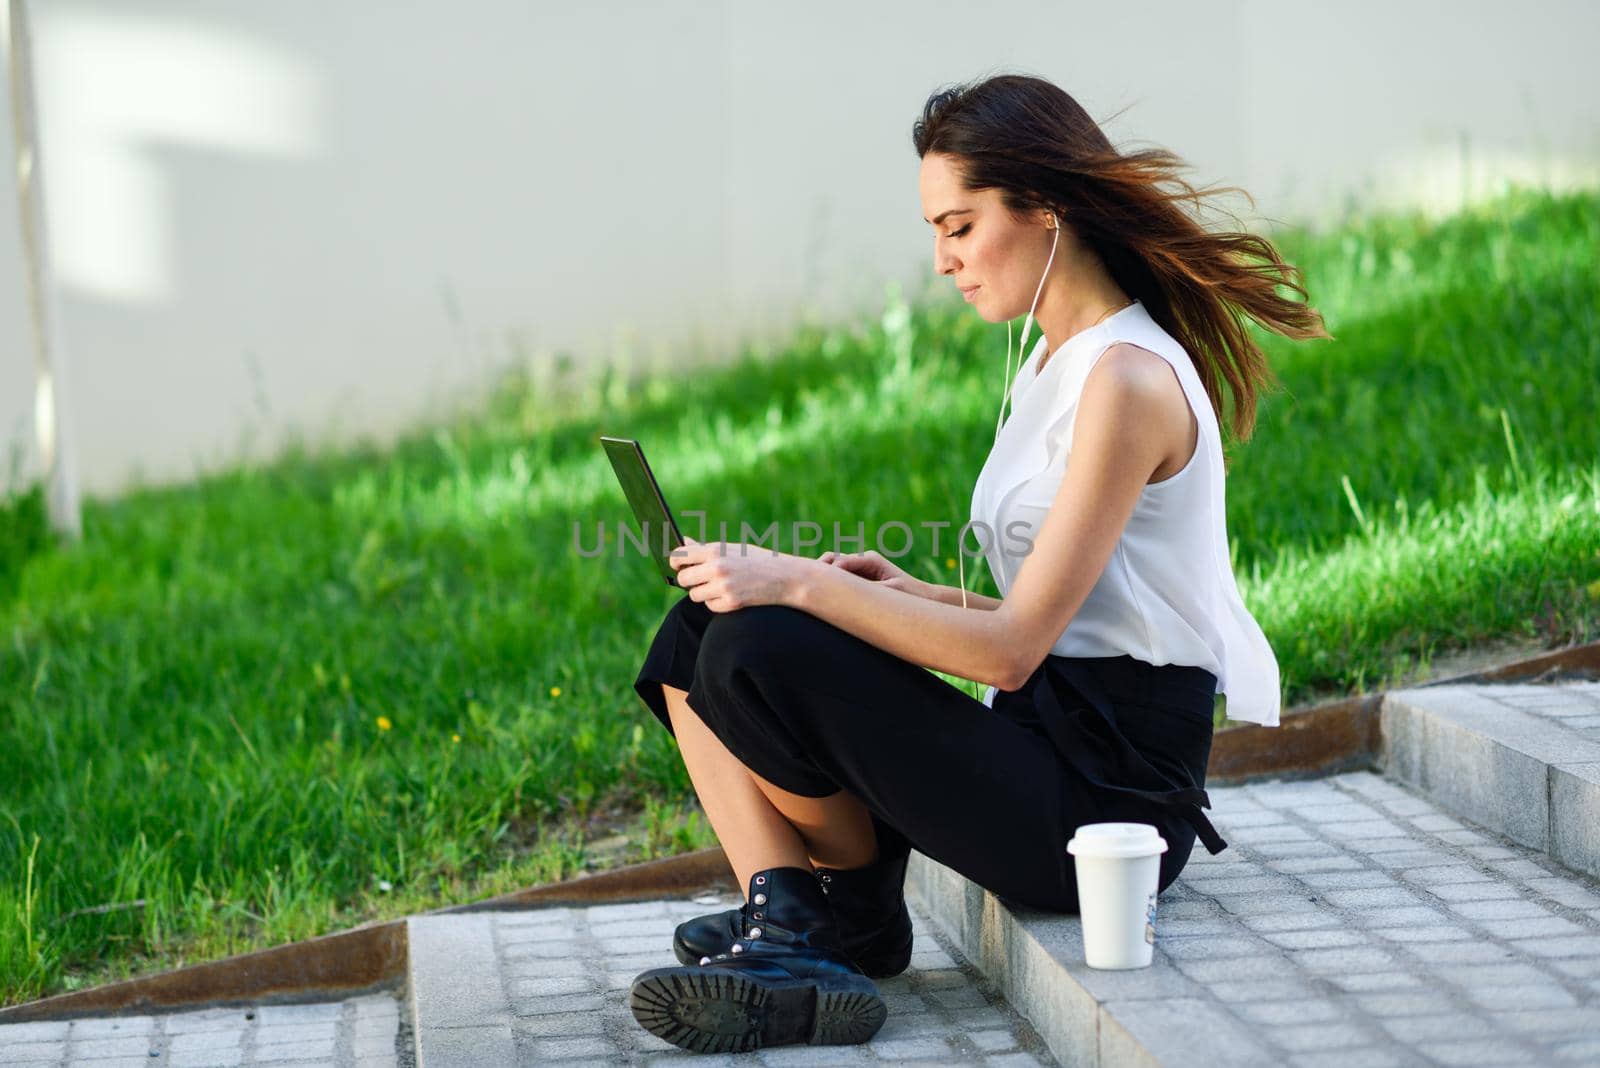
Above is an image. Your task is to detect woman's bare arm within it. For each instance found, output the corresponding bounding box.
[781,344,1179,689]
[785,565,1022,689]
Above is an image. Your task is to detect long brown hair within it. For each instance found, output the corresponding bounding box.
[912,73,1328,457]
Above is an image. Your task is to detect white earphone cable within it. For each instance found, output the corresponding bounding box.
[992,318,1014,443]
[960,215,1061,618]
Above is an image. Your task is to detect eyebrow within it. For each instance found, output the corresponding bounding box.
[923,208,973,226]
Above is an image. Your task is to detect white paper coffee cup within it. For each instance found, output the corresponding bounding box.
[1065,822,1168,969]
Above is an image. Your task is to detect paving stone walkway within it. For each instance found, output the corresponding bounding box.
[0,992,404,1068]
[487,894,1057,1065]
[1160,768,1600,1066]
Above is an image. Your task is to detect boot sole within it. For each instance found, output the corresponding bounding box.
[630,967,887,1053]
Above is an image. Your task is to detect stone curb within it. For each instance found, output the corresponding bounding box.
[906,853,1277,1068]
[1206,638,1600,787]
[1381,682,1600,880]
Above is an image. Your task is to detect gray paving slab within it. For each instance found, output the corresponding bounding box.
[0,991,405,1068]
[1381,679,1600,877]
[407,912,516,1067]
[911,768,1600,1067]
[455,893,1058,1064]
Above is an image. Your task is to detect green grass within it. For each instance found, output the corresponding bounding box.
[2,185,1598,1005]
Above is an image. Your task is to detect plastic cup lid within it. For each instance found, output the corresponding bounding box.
[1066,821,1169,859]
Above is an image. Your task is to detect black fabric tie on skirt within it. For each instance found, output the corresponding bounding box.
[1011,655,1229,856]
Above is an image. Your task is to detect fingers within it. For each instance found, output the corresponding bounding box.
[670,539,706,569]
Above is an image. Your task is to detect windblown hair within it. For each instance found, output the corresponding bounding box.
[912,73,1328,455]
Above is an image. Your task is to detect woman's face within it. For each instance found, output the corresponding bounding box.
[918,152,1057,323]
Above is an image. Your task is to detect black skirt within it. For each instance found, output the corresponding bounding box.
[632,593,1224,912]
[995,653,1226,856]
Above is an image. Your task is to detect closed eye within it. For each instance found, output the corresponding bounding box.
[949,224,972,238]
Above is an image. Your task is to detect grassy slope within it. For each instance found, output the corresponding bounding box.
[0,187,1596,1004]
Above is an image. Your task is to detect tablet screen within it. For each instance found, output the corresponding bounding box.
[599,436,685,585]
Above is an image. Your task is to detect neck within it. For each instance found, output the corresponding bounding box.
[1033,269,1132,363]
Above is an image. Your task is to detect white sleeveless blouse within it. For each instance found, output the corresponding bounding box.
[970,299,1281,727]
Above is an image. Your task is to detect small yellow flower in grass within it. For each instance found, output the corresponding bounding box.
[945,557,956,569]
[1587,577,1600,600]
[451,733,461,743]
[376,715,393,731]
[550,685,562,698]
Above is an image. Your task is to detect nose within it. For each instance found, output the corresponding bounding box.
[934,236,959,277]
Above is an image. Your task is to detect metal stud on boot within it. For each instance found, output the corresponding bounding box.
[632,866,887,1053]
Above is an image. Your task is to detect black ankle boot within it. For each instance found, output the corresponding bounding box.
[815,847,914,977]
[632,866,887,1053]
[671,901,747,970]
[673,847,914,978]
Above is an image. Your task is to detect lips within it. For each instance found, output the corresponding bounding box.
[960,285,980,300]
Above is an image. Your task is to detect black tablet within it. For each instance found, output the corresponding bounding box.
[599,435,685,585]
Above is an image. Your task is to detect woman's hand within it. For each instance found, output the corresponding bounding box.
[669,537,809,612]
[817,549,925,597]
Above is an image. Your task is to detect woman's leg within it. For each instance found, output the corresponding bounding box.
[637,594,886,888]
[661,681,880,887]
[749,771,880,872]
[680,602,1085,912]
[660,681,809,879]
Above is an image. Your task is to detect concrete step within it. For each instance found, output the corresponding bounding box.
[909,765,1600,1067]
[1380,679,1600,880]
[406,892,1060,1065]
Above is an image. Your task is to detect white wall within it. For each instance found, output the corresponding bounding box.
[2,0,1597,498]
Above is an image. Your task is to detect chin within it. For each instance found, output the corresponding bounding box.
[966,294,1016,324]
